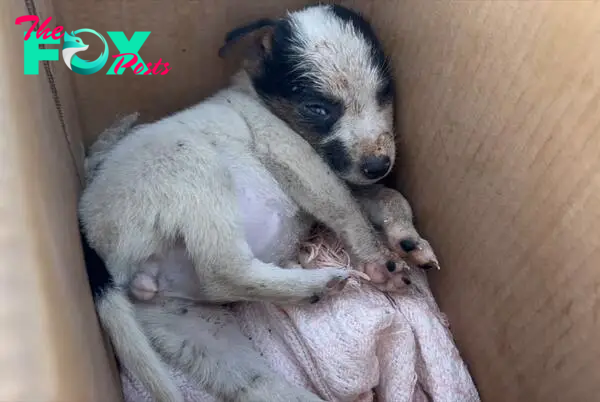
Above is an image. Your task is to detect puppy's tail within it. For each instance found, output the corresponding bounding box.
[80,226,182,402]
[96,289,183,402]
[84,112,140,181]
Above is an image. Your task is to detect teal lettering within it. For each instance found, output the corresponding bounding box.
[106,31,151,75]
[23,31,59,75]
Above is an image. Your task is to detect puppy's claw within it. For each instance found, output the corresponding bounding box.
[419,260,440,270]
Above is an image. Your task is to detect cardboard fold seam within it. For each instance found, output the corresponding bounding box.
[23,0,83,186]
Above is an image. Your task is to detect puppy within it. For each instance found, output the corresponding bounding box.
[79,4,435,401]
[128,187,440,301]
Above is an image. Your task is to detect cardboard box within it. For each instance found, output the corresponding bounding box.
[2,0,599,400]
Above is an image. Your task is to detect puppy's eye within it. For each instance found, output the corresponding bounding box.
[303,104,330,118]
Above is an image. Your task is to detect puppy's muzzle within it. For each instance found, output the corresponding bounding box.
[360,155,391,180]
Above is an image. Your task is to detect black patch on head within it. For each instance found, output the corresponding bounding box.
[299,96,344,136]
[320,139,352,174]
[251,19,306,98]
[251,19,343,138]
[251,5,395,138]
[376,78,394,106]
[328,4,395,106]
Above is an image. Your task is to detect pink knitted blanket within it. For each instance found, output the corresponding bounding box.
[121,229,480,402]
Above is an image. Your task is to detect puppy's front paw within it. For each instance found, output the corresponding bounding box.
[302,268,350,304]
[354,245,401,279]
[395,236,440,270]
[362,257,413,292]
[383,223,440,270]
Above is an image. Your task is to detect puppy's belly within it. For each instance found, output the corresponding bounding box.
[227,160,307,264]
[132,164,308,301]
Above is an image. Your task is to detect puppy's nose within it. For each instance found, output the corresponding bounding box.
[360,155,391,180]
[399,239,418,253]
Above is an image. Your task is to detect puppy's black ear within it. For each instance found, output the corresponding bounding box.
[218,18,278,58]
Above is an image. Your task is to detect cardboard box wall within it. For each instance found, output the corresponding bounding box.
[1,0,599,401]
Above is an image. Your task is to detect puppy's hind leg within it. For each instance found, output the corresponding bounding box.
[182,215,350,304]
[177,171,350,304]
[136,302,325,402]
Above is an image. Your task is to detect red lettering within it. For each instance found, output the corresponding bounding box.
[51,26,63,40]
[151,58,164,75]
[15,15,39,40]
[35,16,52,39]
[143,63,153,75]
[112,53,139,74]
[152,59,171,75]
[161,63,171,75]
[15,15,64,41]
[109,55,171,76]
[133,62,145,75]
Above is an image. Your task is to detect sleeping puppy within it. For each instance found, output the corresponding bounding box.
[79,4,436,401]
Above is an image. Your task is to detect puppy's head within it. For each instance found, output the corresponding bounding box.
[220,5,396,185]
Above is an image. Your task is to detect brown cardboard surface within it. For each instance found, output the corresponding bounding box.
[22,0,86,182]
[0,0,121,400]
[342,1,600,401]
[6,0,599,401]
[53,0,318,146]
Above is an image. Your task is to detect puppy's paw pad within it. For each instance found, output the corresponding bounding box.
[362,258,409,285]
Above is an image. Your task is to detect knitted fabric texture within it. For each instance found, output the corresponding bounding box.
[122,228,480,402]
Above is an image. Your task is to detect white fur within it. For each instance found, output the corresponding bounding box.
[289,7,383,97]
[285,6,396,184]
[79,5,413,402]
